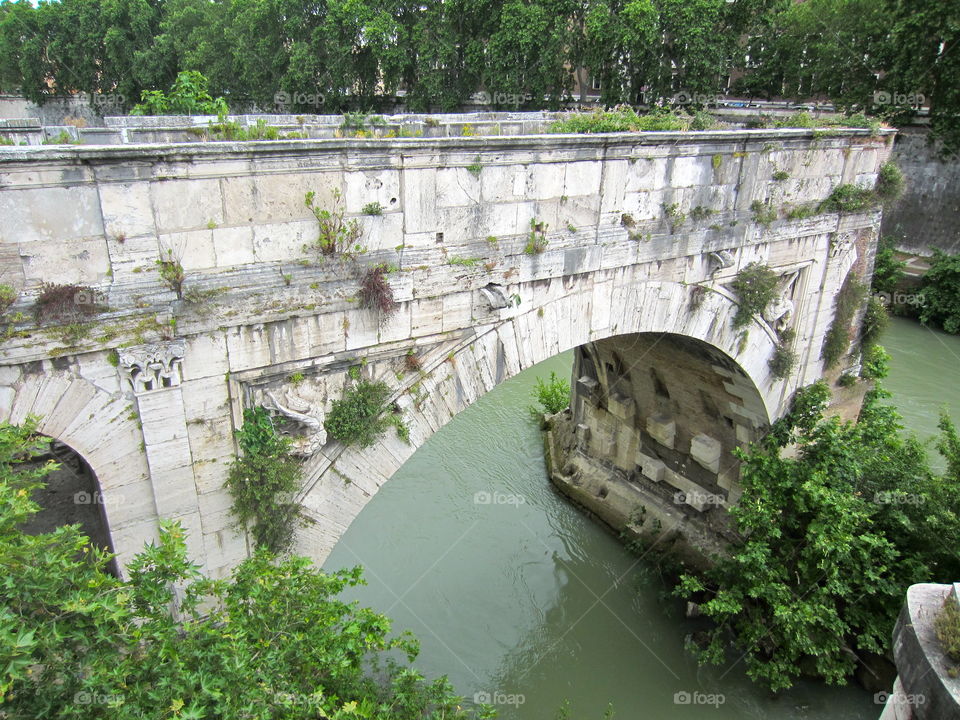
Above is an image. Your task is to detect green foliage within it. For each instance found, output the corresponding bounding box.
[205,117,281,141]
[861,343,890,380]
[786,203,817,220]
[676,383,960,691]
[41,130,76,145]
[466,156,483,177]
[935,600,960,668]
[768,341,797,379]
[226,407,301,553]
[531,371,570,416]
[662,203,685,233]
[872,237,906,296]
[730,263,779,329]
[524,219,549,255]
[772,169,790,181]
[131,71,228,116]
[362,201,383,216]
[550,107,686,134]
[821,273,868,367]
[448,256,482,267]
[861,295,889,348]
[0,419,484,718]
[875,161,905,204]
[156,250,184,299]
[919,250,960,334]
[305,189,364,258]
[324,379,400,448]
[750,200,777,226]
[689,206,715,222]
[819,184,877,213]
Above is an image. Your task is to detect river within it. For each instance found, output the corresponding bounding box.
[323,317,959,719]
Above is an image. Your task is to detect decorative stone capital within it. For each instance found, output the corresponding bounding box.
[118,341,185,393]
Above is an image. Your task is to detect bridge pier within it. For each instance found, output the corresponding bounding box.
[546,332,770,567]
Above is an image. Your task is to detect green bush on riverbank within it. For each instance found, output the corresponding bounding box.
[0,418,493,720]
[676,382,960,691]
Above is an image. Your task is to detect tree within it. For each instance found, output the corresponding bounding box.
[676,382,960,691]
[1,417,489,719]
[919,250,960,334]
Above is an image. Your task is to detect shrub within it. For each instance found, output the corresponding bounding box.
[0,284,16,313]
[662,203,686,232]
[361,201,383,216]
[0,417,481,720]
[750,200,778,226]
[861,343,890,380]
[549,107,686,133]
[131,70,228,116]
[305,189,364,257]
[875,161,904,204]
[821,273,868,367]
[935,598,960,666]
[819,184,876,213]
[730,263,779,329]
[531,372,571,416]
[861,295,889,347]
[225,407,301,553]
[324,378,397,448]
[156,250,185,298]
[34,283,104,323]
[772,169,790,181]
[919,250,960,334]
[675,384,960,691]
[524,219,549,254]
[768,342,797,379]
[872,237,906,295]
[358,264,396,316]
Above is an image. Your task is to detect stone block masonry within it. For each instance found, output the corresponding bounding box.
[0,118,893,575]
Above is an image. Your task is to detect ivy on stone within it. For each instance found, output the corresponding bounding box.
[730,262,779,329]
[226,406,301,554]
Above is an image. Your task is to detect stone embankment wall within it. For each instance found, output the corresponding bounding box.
[882,126,960,256]
[0,121,892,574]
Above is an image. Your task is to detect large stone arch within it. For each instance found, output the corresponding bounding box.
[0,367,158,574]
[294,279,783,564]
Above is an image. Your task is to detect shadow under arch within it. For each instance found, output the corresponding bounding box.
[0,369,158,575]
[295,280,787,564]
[19,435,119,576]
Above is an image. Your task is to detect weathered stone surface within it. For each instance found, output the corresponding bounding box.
[0,122,889,573]
[646,414,677,449]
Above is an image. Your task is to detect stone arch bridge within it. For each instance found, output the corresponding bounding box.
[0,117,892,576]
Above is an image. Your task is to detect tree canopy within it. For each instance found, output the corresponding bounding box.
[1,0,957,149]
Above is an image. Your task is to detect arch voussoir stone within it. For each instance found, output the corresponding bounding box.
[295,279,784,566]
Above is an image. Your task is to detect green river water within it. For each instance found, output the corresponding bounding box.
[323,316,960,719]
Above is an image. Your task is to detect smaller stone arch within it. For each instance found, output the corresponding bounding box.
[0,368,158,574]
